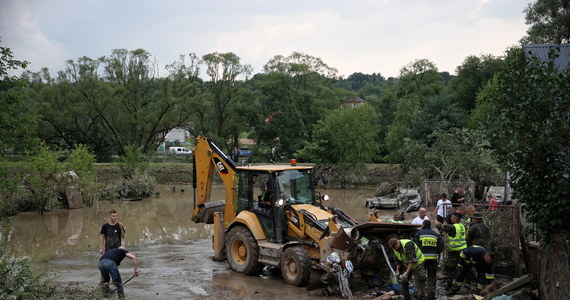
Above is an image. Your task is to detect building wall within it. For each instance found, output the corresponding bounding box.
[165,128,190,142]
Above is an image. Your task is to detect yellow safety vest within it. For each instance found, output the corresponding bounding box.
[393,239,425,268]
[447,223,467,252]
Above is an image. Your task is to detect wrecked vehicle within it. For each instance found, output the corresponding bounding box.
[365,195,398,209]
[366,188,422,212]
[191,135,420,297]
[397,189,422,213]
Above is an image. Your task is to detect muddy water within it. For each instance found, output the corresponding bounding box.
[5,185,398,299]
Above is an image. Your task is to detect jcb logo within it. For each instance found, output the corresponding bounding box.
[214,158,228,175]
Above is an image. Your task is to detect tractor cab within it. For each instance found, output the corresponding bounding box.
[235,166,316,242]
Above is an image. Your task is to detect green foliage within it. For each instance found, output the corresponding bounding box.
[447,54,505,111]
[385,95,420,163]
[523,0,570,44]
[408,94,467,142]
[401,128,501,185]
[22,143,62,214]
[297,105,380,165]
[118,145,149,179]
[0,40,39,153]
[200,52,253,151]
[64,144,95,182]
[263,52,338,78]
[0,39,29,81]
[252,53,339,158]
[467,76,501,132]
[338,72,385,92]
[0,160,19,217]
[493,46,570,238]
[64,144,99,206]
[24,59,115,161]
[396,59,444,97]
[115,170,156,200]
[24,49,201,158]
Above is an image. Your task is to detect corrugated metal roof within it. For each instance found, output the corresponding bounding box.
[523,43,570,71]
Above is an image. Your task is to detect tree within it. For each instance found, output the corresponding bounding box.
[23,143,62,214]
[0,40,38,153]
[297,105,380,188]
[409,94,467,142]
[523,0,570,44]
[397,59,444,97]
[384,95,420,163]
[492,46,570,238]
[252,52,339,158]
[297,105,380,163]
[401,128,500,186]
[24,60,116,160]
[201,52,252,151]
[63,144,98,206]
[447,55,505,111]
[467,77,502,140]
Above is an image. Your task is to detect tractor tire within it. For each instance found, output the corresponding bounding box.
[281,246,311,286]
[225,226,264,276]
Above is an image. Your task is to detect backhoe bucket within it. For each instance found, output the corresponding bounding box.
[195,200,225,224]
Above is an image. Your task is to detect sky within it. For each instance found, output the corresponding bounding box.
[0,0,532,79]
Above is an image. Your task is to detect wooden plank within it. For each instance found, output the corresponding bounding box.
[482,274,533,300]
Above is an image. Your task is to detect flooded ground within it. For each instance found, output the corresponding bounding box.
[5,185,403,299]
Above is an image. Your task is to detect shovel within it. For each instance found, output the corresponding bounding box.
[109,275,136,294]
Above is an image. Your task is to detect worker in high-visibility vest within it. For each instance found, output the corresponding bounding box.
[437,212,467,289]
[449,246,495,295]
[388,238,425,300]
[413,220,443,300]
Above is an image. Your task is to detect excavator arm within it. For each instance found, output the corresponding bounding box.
[191,135,239,224]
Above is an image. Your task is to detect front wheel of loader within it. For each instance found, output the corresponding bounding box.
[281,246,311,286]
[225,226,263,275]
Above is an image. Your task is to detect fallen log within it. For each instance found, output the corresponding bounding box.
[482,274,533,300]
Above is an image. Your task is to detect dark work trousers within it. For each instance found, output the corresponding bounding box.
[423,259,438,299]
[445,251,461,287]
[400,264,426,299]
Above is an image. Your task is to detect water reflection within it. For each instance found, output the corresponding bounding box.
[5,185,381,261]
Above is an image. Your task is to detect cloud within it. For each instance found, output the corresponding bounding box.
[0,0,531,78]
[0,1,68,73]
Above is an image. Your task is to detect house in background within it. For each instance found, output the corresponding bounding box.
[341,95,365,108]
[164,127,191,142]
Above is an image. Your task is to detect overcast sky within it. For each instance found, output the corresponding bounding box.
[1,0,531,79]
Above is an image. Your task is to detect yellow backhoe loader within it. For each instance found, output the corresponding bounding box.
[191,135,419,296]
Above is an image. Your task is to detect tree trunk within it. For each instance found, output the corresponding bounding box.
[540,234,570,299]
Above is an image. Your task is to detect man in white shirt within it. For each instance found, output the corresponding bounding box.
[434,193,452,224]
[412,207,429,225]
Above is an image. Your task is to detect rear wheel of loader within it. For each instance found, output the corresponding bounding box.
[225,226,263,275]
[281,246,311,286]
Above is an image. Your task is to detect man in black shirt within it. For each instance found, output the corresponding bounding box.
[99,246,139,298]
[99,209,126,254]
[451,188,465,208]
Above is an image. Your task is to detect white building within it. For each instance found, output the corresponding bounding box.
[164,127,190,142]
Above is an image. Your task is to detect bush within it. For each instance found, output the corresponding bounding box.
[115,170,156,200]
[118,145,148,179]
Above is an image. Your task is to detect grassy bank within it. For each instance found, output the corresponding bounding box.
[95,163,193,184]
[4,162,402,186]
